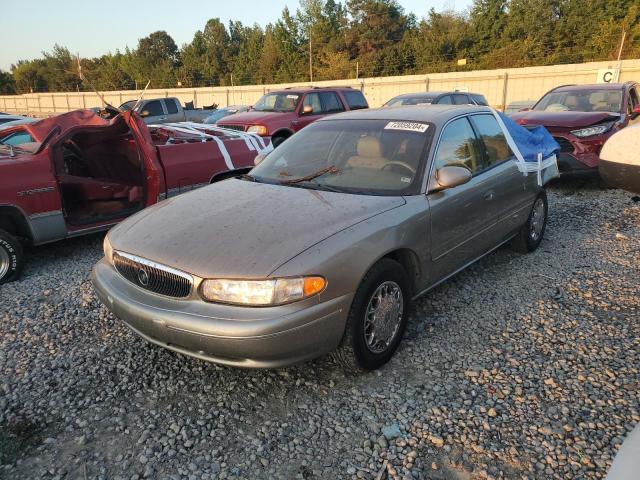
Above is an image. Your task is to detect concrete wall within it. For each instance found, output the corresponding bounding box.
[2,59,639,117]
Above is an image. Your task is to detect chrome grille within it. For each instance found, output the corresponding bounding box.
[553,136,574,153]
[217,124,246,132]
[113,251,192,298]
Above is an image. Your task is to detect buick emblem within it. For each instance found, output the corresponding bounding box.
[137,268,150,286]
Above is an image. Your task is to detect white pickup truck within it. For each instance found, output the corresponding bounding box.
[120,97,217,124]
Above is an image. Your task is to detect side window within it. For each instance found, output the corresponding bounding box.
[0,131,34,146]
[628,88,639,114]
[452,94,471,105]
[302,93,322,114]
[142,100,164,117]
[437,95,452,105]
[470,94,488,106]
[343,90,369,110]
[433,117,483,174]
[319,92,345,113]
[165,99,179,114]
[470,114,514,167]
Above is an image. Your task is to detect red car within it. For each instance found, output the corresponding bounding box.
[218,86,369,147]
[510,82,640,174]
[0,110,271,284]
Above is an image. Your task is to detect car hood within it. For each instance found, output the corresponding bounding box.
[510,110,620,128]
[109,179,405,278]
[218,110,289,125]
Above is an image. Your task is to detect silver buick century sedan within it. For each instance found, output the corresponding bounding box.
[92,105,548,371]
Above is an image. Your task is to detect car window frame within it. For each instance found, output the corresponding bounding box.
[428,115,486,180]
[143,99,166,117]
[342,90,369,110]
[467,113,516,172]
[319,91,346,114]
[164,98,179,115]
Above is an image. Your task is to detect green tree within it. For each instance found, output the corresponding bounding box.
[0,70,15,94]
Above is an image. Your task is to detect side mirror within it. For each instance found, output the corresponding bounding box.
[140,110,150,118]
[254,154,267,166]
[302,105,313,115]
[631,105,640,120]
[430,166,472,192]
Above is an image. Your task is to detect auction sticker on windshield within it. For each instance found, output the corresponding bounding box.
[384,121,429,133]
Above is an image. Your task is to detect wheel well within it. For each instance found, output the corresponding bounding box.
[271,129,293,140]
[382,249,421,294]
[0,206,33,241]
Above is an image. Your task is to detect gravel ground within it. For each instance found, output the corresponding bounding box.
[1,180,638,480]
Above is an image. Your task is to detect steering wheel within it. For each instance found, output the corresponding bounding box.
[381,161,416,175]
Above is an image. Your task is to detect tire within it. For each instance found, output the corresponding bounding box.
[512,190,548,253]
[332,258,411,373]
[271,134,289,148]
[0,229,24,284]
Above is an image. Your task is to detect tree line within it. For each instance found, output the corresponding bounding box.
[1,0,639,95]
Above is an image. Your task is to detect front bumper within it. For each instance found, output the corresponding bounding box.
[92,259,352,368]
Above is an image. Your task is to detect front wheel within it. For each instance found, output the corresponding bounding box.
[332,258,411,372]
[512,190,548,253]
[0,229,25,284]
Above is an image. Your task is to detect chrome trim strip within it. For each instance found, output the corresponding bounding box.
[114,250,194,283]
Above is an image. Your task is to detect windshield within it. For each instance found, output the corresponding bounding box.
[534,89,623,113]
[253,93,301,112]
[251,119,432,195]
[120,101,136,111]
[384,96,437,107]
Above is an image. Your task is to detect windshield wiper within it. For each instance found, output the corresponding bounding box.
[280,166,340,185]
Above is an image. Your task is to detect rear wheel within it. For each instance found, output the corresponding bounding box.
[512,190,548,253]
[0,229,24,284]
[332,258,411,373]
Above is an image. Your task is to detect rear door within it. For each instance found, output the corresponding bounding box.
[163,98,184,123]
[469,113,536,240]
[427,116,496,281]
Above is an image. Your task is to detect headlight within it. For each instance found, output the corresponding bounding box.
[247,125,268,135]
[571,122,613,138]
[103,234,114,265]
[200,276,326,306]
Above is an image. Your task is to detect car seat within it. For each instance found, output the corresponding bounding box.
[347,136,388,170]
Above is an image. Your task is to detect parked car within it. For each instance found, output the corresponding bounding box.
[204,105,251,124]
[0,114,30,125]
[510,82,640,174]
[599,123,640,193]
[0,110,271,284]
[92,105,548,371]
[119,97,217,124]
[217,86,369,147]
[383,91,488,107]
[0,117,38,131]
[504,101,536,115]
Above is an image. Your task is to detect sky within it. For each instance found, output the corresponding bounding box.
[1,0,473,71]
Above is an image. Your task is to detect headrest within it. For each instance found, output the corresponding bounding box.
[357,136,382,157]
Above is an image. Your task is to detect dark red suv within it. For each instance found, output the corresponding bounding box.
[510,82,640,174]
[218,87,369,147]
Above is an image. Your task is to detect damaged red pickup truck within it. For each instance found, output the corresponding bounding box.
[0,110,271,283]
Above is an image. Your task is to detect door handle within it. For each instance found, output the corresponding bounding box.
[483,190,495,201]
[291,120,300,126]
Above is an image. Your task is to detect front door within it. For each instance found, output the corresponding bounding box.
[426,116,498,283]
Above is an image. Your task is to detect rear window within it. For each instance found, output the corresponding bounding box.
[343,90,369,110]
[470,94,488,106]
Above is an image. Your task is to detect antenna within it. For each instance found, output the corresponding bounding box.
[131,80,152,112]
[74,54,122,112]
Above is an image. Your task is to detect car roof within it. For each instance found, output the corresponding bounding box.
[317,104,492,123]
[551,83,632,92]
[391,91,483,99]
